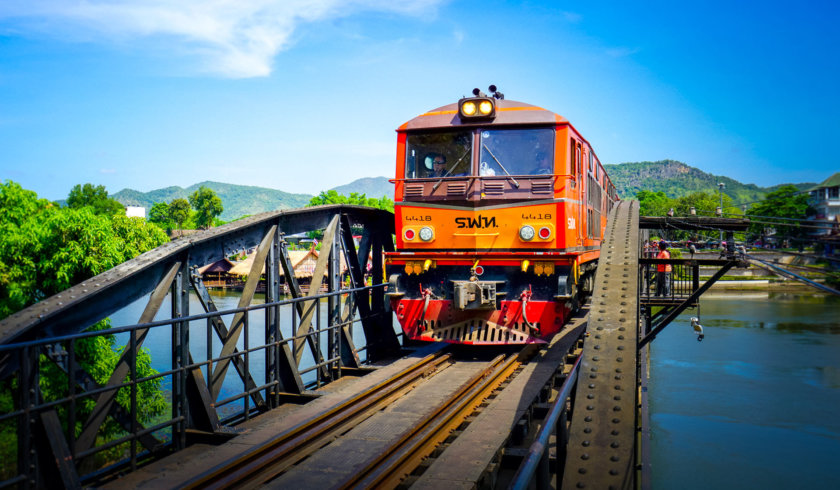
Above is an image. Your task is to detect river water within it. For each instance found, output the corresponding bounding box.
[648,292,840,488]
[108,290,371,417]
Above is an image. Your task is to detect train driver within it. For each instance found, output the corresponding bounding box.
[429,153,448,177]
[533,151,552,175]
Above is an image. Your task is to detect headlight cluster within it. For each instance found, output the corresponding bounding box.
[458,97,495,120]
[404,226,435,242]
[519,224,553,242]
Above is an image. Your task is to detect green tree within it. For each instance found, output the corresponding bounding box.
[168,198,191,233]
[0,181,169,473]
[746,185,813,241]
[636,190,674,217]
[673,191,736,217]
[189,186,223,229]
[66,183,125,216]
[0,181,169,318]
[308,190,395,212]
[148,202,171,226]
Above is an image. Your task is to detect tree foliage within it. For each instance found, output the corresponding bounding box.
[746,185,814,239]
[66,183,126,216]
[0,181,169,319]
[168,198,191,231]
[307,190,394,212]
[0,181,169,473]
[636,190,672,217]
[148,202,171,227]
[189,186,223,229]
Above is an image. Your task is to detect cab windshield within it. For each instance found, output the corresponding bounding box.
[405,131,471,179]
[479,128,554,176]
[404,128,555,179]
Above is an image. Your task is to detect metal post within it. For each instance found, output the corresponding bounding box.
[328,217,342,378]
[265,229,280,408]
[19,346,36,488]
[130,329,138,471]
[171,260,189,450]
[718,182,725,242]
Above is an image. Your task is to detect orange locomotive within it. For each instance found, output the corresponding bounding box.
[386,87,618,344]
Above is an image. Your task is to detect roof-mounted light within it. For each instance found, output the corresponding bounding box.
[458,96,496,120]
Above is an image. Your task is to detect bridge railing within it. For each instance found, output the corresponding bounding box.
[638,259,701,303]
[0,283,394,487]
[0,205,401,488]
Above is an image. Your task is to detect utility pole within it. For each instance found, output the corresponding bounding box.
[718,182,725,241]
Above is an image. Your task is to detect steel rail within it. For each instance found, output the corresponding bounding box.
[182,351,452,489]
[342,345,538,489]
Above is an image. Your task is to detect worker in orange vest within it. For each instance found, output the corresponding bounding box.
[656,241,672,297]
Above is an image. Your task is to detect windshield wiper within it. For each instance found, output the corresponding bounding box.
[432,147,471,191]
[482,144,520,188]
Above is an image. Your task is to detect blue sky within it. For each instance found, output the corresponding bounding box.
[1,0,837,201]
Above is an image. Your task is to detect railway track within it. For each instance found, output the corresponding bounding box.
[183,346,537,489]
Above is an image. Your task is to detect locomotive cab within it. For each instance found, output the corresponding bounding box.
[387,89,617,344]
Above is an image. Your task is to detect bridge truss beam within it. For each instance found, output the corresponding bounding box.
[0,205,399,488]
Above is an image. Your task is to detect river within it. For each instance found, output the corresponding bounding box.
[108,290,371,417]
[648,292,840,488]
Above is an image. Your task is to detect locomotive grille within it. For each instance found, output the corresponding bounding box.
[531,180,553,194]
[447,182,467,195]
[483,181,505,195]
[404,183,424,197]
[420,319,534,343]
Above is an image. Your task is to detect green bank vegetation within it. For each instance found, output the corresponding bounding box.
[0,180,169,476]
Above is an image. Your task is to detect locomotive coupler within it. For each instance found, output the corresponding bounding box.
[452,280,501,310]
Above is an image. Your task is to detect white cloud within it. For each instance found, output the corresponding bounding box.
[0,0,445,78]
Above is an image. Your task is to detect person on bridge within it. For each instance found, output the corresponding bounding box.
[656,241,672,297]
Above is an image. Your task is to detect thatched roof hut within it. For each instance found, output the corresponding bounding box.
[228,249,347,279]
[197,258,235,275]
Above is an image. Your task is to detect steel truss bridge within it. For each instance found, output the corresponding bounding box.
[0,203,749,489]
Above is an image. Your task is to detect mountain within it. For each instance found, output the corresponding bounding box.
[604,160,815,203]
[112,181,312,221]
[110,163,815,221]
[329,177,394,200]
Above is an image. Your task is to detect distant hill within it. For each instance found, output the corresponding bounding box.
[109,163,816,221]
[604,160,815,204]
[329,177,394,200]
[112,181,312,221]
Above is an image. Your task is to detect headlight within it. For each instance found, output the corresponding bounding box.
[459,97,496,120]
[419,226,434,242]
[519,225,535,241]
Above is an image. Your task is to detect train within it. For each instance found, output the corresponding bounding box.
[385,87,617,344]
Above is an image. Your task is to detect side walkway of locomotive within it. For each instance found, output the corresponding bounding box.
[386,87,617,344]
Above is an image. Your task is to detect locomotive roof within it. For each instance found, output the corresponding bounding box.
[398,99,568,131]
